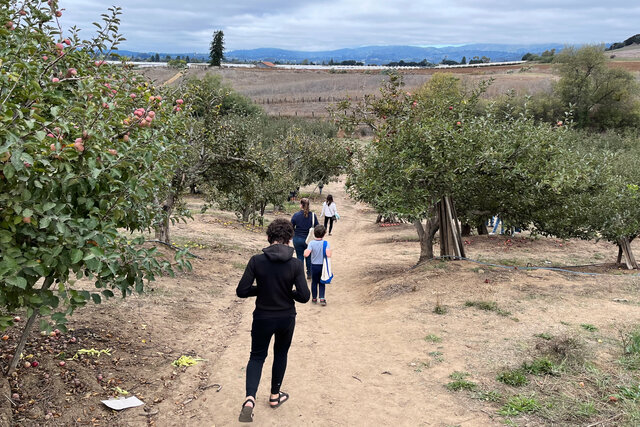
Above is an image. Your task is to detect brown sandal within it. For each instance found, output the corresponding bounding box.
[239,398,254,422]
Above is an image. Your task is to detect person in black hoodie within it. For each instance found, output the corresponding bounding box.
[236,218,310,423]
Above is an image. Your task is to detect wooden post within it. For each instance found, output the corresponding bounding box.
[617,238,638,269]
[438,196,465,259]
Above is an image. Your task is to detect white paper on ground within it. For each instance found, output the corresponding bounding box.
[101,396,144,410]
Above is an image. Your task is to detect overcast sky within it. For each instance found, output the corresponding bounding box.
[59,0,640,53]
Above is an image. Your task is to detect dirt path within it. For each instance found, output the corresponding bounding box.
[158,181,494,427]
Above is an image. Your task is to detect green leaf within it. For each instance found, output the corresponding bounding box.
[6,276,27,289]
[70,249,83,264]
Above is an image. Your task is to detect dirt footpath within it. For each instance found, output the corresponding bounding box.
[93,179,640,427]
[145,181,494,427]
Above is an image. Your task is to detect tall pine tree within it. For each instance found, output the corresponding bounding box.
[210,30,225,66]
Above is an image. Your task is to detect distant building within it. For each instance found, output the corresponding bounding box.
[256,61,276,68]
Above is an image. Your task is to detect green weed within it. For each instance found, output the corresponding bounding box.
[621,327,640,355]
[472,390,503,402]
[521,357,559,376]
[535,332,553,340]
[425,334,442,343]
[465,300,511,316]
[580,323,598,332]
[446,380,477,391]
[497,370,528,387]
[498,395,541,416]
[449,371,470,380]
[433,303,448,315]
[618,383,640,401]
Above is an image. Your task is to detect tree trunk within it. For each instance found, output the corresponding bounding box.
[461,223,472,237]
[154,171,183,245]
[617,237,639,269]
[476,219,489,235]
[241,207,252,222]
[414,216,439,264]
[437,196,466,259]
[8,276,55,375]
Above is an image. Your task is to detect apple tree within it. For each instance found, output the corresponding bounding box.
[335,73,576,264]
[0,1,190,372]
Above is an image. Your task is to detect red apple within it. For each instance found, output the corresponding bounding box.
[108,149,117,155]
[58,361,66,367]
[55,10,62,17]
[23,361,31,369]
[42,55,48,61]
[31,361,39,368]
[51,77,59,83]
[63,38,71,45]
[5,21,15,30]
[22,217,31,224]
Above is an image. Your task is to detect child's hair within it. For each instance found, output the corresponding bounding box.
[313,224,326,238]
[326,194,334,206]
[267,218,294,244]
[300,198,310,217]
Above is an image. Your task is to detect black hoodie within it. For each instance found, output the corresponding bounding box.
[236,244,310,318]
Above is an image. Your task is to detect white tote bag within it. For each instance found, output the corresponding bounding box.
[320,241,333,284]
[305,213,316,244]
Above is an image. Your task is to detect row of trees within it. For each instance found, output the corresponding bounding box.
[333,48,640,268]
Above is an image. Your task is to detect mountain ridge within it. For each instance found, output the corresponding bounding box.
[112,42,580,64]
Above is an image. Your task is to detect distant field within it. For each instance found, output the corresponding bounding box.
[609,43,640,60]
[140,60,639,118]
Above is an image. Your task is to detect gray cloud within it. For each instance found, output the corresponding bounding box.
[59,0,640,52]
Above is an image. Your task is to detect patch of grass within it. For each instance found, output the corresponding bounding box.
[498,395,541,416]
[496,258,523,267]
[449,371,470,380]
[535,332,553,340]
[593,252,605,260]
[521,357,559,376]
[619,355,640,371]
[575,402,597,418]
[424,334,442,343]
[232,261,247,270]
[580,323,598,332]
[429,351,444,363]
[465,300,511,317]
[621,326,640,355]
[433,303,448,315]
[497,369,528,387]
[472,390,503,402]
[446,379,477,391]
[618,383,640,401]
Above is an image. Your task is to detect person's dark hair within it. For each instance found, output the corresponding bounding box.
[267,218,294,244]
[300,198,310,217]
[326,194,333,206]
[313,224,326,238]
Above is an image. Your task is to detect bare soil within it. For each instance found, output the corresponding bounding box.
[3,180,640,426]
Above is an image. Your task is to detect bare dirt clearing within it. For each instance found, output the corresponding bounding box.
[3,180,640,426]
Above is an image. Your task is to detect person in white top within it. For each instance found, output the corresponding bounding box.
[320,194,338,235]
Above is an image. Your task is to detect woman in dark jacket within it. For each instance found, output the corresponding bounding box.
[291,197,319,279]
[236,218,310,422]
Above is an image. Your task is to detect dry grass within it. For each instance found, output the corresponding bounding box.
[138,61,639,117]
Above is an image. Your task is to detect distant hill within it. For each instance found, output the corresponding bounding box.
[111,43,564,64]
[225,43,565,64]
[607,34,640,51]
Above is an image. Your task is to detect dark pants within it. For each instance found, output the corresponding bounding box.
[323,216,335,234]
[310,263,325,299]
[246,315,296,397]
[293,236,311,275]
